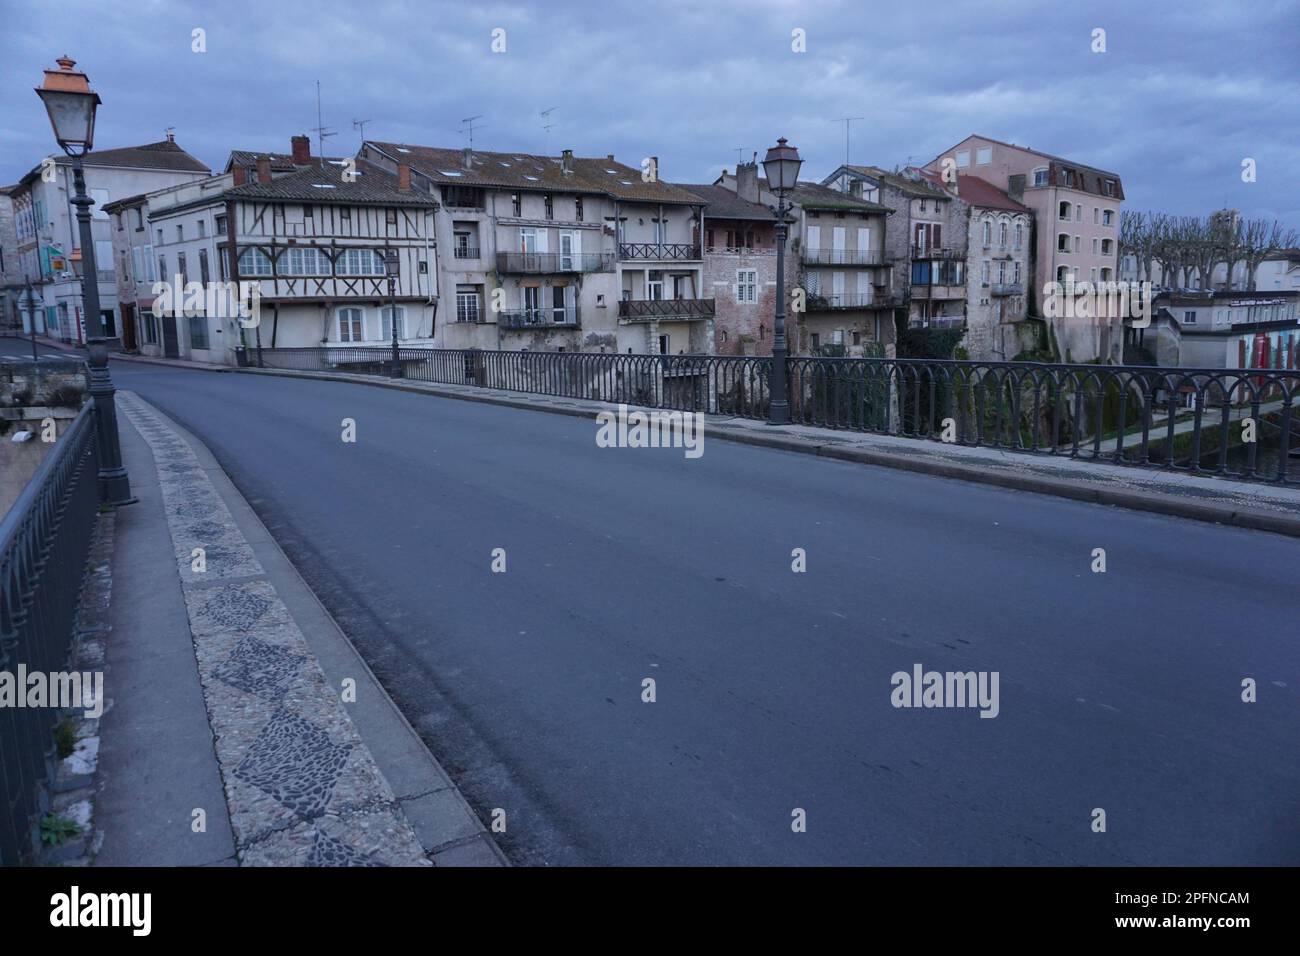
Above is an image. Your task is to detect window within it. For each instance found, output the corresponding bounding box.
[955,150,970,168]
[998,261,1006,283]
[199,249,210,284]
[135,208,145,229]
[519,228,537,252]
[157,228,164,245]
[386,209,397,226]
[982,221,991,246]
[1058,201,1071,221]
[544,194,554,220]
[1103,180,1116,197]
[336,248,384,275]
[143,245,155,281]
[304,204,313,220]
[980,260,990,283]
[1101,239,1113,255]
[456,290,480,323]
[575,197,583,221]
[284,246,330,275]
[215,214,226,234]
[158,254,167,280]
[177,224,184,242]
[1092,207,1099,225]
[186,313,210,350]
[1183,311,1196,325]
[1102,209,1115,227]
[736,269,757,303]
[1092,238,1099,255]
[381,305,407,339]
[976,146,992,165]
[177,252,188,283]
[198,219,206,238]
[919,200,927,213]
[1013,262,1021,283]
[140,310,157,345]
[1057,234,1070,253]
[511,193,521,216]
[238,247,273,276]
[1013,223,1023,251]
[337,307,365,342]
[998,222,1007,248]
[1033,167,1048,187]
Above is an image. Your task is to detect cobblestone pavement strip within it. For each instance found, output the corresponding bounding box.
[117,393,430,866]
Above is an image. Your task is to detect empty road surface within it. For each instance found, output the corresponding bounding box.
[110,361,1300,866]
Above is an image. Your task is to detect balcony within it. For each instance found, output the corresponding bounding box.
[618,297,715,322]
[991,282,1024,296]
[910,284,965,300]
[802,248,887,266]
[498,307,580,329]
[617,242,701,261]
[496,252,613,274]
[911,246,964,260]
[806,292,904,312]
[453,246,481,260]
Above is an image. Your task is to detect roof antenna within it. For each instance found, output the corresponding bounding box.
[734,146,751,165]
[833,117,864,165]
[164,126,175,143]
[459,115,484,150]
[352,118,372,142]
[540,107,557,154]
[311,80,337,164]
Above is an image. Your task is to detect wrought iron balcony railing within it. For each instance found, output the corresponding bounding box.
[802,248,886,266]
[806,293,903,311]
[617,242,701,261]
[618,298,715,322]
[911,246,964,260]
[498,307,580,329]
[453,246,481,260]
[496,252,613,274]
[991,282,1024,296]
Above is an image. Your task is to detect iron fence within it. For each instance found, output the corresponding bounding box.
[0,400,101,865]
[247,347,1300,483]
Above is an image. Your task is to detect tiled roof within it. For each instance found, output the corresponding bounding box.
[223,159,437,207]
[956,175,1030,213]
[100,192,149,213]
[929,135,1125,199]
[672,183,772,220]
[225,150,343,173]
[789,181,892,214]
[57,140,210,173]
[839,164,950,200]
[365,142,704,205]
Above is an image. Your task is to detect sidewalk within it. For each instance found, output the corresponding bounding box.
[106,349,1300,539]
[94,390,506,866]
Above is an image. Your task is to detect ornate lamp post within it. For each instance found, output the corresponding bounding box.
[383,248,402,378]
[35,56,134,505]
[762,137,802,425]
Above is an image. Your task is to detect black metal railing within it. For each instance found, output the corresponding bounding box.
[499,307,580,329]
[0,400,101,865]
[495,252,613,274]
[618,298,715,322]
[247,348,1300,483]
[802,248,886,266]
[453,246,481,260]
[912,246,964,260]
[991,282,1023,296]
[805,293,902,311]
[617,242,700,261]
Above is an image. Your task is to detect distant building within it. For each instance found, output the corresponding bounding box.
[9,135,210,344]
[1138,290,1299,369]
[0,185,20,330]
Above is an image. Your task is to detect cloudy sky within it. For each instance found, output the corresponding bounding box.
[2,0,1297,223]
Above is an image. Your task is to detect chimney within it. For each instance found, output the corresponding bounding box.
[165,128,175,143]
[735,161,759,203]
[606,154,615,162]
[462,147,473,170]
[232,165,247,186]
[561,148,573,174]
[256,155,272,184]
[848,179,863,199]
[397,162,411,191]
[291,135,311,165]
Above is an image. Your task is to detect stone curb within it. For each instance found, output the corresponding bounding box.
[176,362,1300,541]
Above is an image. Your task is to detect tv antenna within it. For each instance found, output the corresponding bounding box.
[312,81,337,161]
[459,115,484,149]
[734,147,754,165]
[540,107,558,153]
[352,118,372,141]
[833,116,864,165]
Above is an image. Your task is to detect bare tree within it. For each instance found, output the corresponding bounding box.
[1239,219,1300,291]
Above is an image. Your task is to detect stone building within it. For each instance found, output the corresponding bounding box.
[955,176,1033,360]
[678,170,788,356]
[0,185,21,330]
[822,165,969,330]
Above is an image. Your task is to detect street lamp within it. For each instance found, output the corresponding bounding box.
[35,56,134,506]
[762,137,802,425]
[383,248,402,378]
[26,280,39,363]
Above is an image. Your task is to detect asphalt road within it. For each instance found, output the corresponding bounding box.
[109,360,1300,866]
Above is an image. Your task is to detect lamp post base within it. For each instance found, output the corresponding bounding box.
[767,402,791,425]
